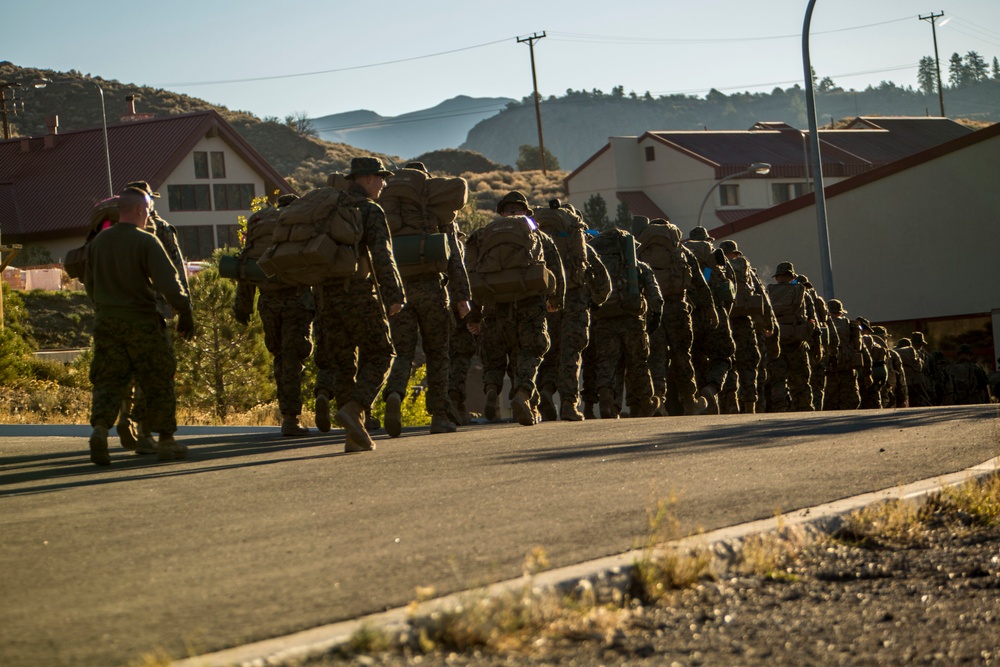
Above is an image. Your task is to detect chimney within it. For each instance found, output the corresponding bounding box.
[125,94,136,116]
[44,115,59,149]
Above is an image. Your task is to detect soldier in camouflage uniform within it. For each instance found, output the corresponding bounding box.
[446,229,478,426]
[234,194,315,436]
[857,317,885,409]
[947,344,989,404]
[115,182,191,454]
[313,157,405,451]
[823,299,861,410]
[718,240,777,414]
[908,332,937,407]
[381,163,472,437]
[84,185,195,466]
[682,227,735,414]
[469,191,565,426]
[535,200,613,421]
[895,338,931,407]
[638,220,711,416]
[589,228,661,419]
[873,326,907,408]
[987,357,1000,403]
[765,261,815,412]
[797,276,831,411]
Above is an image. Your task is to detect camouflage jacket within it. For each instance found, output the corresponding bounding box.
[148,211,188,319]
[349,183,404,307]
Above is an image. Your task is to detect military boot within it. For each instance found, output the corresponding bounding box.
[336,400,375,452]
[365,410,381,432]
[598,387,618,420]
[446,390,469,426]
[653,395,669,417]
[560,399,584,421]
[634,397,657,418]
[430,411,458,434]
[511,388,535,426]
[281,415,309,437]
[538,386,558,422]
[117,419,139,451]
[699,385,720,415]
[384,392,402,438]
[740,400,757,414]
[484,385,499,421]
[156,434,188,461]
[89,425,111,467]
[583,401,597,420]
[682,395,709,416]
[315,392,331,433]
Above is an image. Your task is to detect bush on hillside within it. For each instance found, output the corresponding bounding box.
[411,149,510,176]
[462,169,568,217]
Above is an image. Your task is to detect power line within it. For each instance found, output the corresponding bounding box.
[548,16,913,45]
[158,38,514,87]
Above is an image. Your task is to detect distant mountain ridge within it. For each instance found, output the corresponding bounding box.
[311,95,514,161]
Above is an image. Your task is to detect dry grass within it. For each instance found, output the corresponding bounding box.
[923,473,1000,528]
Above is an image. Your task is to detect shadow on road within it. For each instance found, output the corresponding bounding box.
[497,406,999,465]
[0,431,351,497]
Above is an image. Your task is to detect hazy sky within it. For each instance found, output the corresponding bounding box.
[6,0,1000,124]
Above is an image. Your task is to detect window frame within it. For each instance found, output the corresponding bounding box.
[193,152,209,179]
[719,183,740,207]
[210,151,226,179]
[212,183,255,211]
[167,184,212,212]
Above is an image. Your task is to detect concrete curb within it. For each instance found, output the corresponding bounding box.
[172,455,1000,667]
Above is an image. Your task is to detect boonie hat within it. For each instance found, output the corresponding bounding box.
[123,181,160,198]
[773,261,795,277]
[689,226,714,241]
[719,240,740,255]
[347,156,393,179]
[496,190,533,216]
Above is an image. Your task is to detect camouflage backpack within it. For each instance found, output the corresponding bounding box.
[590,228,643,319]
[220,206,287,289]
[379,168,467,277]
[467,216,554,304]
[533,203,588,288]
[257,183,366,286]
[636,222,691,299]
[948,361,979,401]
[768,281,810,342]
[727,255,766,318]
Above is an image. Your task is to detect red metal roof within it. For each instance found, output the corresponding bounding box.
[0,110,293,242]
[714,209,767,224]
[706,121,1000,239]
[616,191,667,219]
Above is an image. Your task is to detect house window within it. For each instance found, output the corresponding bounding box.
[719,184,739,206]
[211,152,226,178]
[168,184,212,211]
[216,224,242,249]
[213,183,255,210]
[771,182,806,205]
[193,152,209,179]
[177,225,216,260]
[645,146,655,161]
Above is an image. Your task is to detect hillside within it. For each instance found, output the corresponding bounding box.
[313,95,513,159]
[462,81,1000,169]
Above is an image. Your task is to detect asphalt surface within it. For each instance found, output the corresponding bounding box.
[1,406,997,667]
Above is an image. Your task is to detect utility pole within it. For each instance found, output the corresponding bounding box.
[517,31,548,174]
[0,81,25,140]
[919,11,946,117]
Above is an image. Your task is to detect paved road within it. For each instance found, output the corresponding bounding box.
[1,406,997,666]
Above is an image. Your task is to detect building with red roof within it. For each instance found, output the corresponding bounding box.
[565,117,972,233]
[0,108,294,262]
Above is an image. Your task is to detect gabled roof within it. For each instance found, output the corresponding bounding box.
[616,191,667,220]
[706,121,1000,239]
[0,110,294,242]
[566,117,974,183]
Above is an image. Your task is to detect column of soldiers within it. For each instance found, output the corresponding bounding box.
[86,163,993,468]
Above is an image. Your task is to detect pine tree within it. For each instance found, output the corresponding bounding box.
[965,51,989,82]
[917,56,938,95]
[614,201,632,230]
[515,144,560,171]
[948,52,969,88]
[993,57,1000,80]
[582,194,609,231]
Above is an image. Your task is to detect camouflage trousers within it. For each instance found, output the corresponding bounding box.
[90,316,177,435]
[720,316,761,410]
[765,339,813,412]
[593,314,653,410]
[448,319,478,402]
[259,292,313,417]
[904,371,934,407]
[824,366,860,410]
[648,299,698,406]
[385,274,453,414]
[537,288,591,402]
[481,295,550,396]
[692,309,735,393]
[313,280,394,411]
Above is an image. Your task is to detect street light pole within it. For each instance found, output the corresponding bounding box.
[1,81,25,140]
[803,0,835,299]
[697,162,771,230]
[34,78,113,198]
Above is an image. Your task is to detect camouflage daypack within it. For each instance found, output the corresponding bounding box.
[682,239,736,310]
[533,204,588,288]
[768,281,810,342]
[727,255,766,318]
[590,229,643,319]
[219,206,286,289]
[379,168,467,278]
[257,184,366,286]
[467,216,554,304]
[636,222,691,299]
